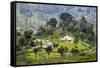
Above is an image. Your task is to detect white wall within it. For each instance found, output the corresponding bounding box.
[0,0,99,68]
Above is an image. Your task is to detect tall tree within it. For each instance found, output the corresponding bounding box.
[59,12,73,22]
[47,18,57,27]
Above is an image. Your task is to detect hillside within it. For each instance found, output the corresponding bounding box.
[16,3,97,65]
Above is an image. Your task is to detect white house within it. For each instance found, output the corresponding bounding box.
[43,40,54,48]
[34,39,54,48]
[34,39,42,43]
[60,35,74,42]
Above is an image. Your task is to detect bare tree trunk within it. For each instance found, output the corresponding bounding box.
[35,54,37,63]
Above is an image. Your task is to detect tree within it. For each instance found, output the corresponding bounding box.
[73,33,79,44]
[46,26,54,35]
[64,47,68,54]
[45,46,52,58]
[47,18,57,27]
[53,42,59,48]
[81,16,87,24]
[79,17,96,46]
[23,29,33,44]
[16,37,25,51]
[80,16,88,33]
[71,48,79,56]
[79,32,85,41]
[37,25,54,36]
[29,40,36,47]
[33,48,38,61]
[58,46,65,57]
[16,36,27,58]
[38,26,46,33]
[75,46,78,48]
[17,37,25,47]
[59,12,73,33]
[59,12,73,22]
[16,30,33,57]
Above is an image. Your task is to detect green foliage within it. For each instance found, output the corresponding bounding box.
[58,46,65,56]
[58,12,73,33]
[24,29,33,39]
[38,26,46,33]
[18,37,25,46]
[53,42,59,48]
[37,25,54,36]
[71,48,79,56]
[16,11,96,64]
[46,26,54,35]
[73,33,79,44]
[64,47,68,53]
[81,16,87,24]
[16,29,33,53]
[29,40,36,47]
[47,18,57,27]
[59,12,73,22]
[57,46,68,58]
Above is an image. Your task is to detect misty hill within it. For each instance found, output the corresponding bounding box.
[16,3,96,33]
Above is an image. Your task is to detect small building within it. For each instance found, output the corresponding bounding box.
[60,35,74,42]
[43,41,54,48]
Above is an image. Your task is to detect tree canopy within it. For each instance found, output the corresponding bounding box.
[59,12,73,22]
[47,18,57,27]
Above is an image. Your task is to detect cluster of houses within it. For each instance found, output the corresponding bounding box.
[33,39,54,49]
[31,35,74,49]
